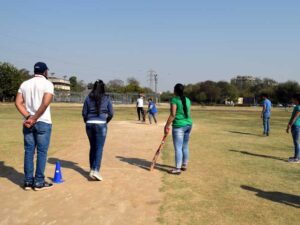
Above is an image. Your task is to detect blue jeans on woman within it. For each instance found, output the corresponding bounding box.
[85,123,107,172]
[23,122,52,186]
[291,125,300,159]
[172,125,192,169]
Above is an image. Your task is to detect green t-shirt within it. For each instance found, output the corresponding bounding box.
[171,96,193,128]
[290,105,300,127]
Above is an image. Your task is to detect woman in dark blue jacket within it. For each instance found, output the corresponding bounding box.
[82,80,113,181]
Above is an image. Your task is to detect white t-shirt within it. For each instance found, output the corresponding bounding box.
[137,97,144,107]
[18,75,54,124]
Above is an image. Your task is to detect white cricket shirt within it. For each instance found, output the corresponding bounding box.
[18,75,54,124]
[137,98,144,107]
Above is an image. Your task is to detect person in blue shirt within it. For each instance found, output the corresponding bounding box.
[82,80,114,181]
[286,93,300,163]
[261,93,272,136]
[147,98,158,124]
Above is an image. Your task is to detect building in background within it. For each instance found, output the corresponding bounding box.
[230,75,258,89]
[48,77,71,92]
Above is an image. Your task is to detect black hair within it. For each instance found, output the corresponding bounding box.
[261,93,268,98]
[292,93,300,103]
[89,80,106,116]
[174,83,188,118]
[148,98,152,101]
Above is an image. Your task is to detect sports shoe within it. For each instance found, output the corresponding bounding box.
[288,157,295,162]
[92,171,103,181]
[89,170,95,179]
[288,158,300,163]
[181,164,187,171]
[34,182,53,191]
[24,182,33,191]
[169,169,181,175]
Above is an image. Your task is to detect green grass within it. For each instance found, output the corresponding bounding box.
[159,107,300,225]
[0,103,299,225]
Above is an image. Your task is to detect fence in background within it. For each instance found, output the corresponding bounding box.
[53,91,160,104]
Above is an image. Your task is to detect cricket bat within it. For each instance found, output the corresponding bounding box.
[150,129,169,171]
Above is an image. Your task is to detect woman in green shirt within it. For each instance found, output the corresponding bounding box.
[164,83,193,174]
[286,93,300,163]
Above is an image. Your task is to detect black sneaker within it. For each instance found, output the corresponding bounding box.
[288,157,295,162]
[24,182,33,191]
[34,182,53,191]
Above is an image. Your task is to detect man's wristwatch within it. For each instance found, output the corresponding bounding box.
[25,115,31,120]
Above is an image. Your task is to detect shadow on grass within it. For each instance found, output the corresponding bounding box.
[0,161,23,188]
[116,156,173,173]
[229,149,286,162]
[227,130,262,137]
[48,158,93,181]
[241,185,300,208]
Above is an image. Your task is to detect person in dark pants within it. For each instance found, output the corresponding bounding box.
[15,62,54,191]
[82,80,114,181]
[286,93,300,163]
[261,93,272,136]
[136,94,145,122]
[147,98,158,124]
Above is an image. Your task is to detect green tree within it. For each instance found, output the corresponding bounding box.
[217,81,239,103]
[106,79,125,92]
[69,76,85,92]
[0,62,30,101]
[124,77,141,93]
[275,81,300,106]
[160,91,173,102]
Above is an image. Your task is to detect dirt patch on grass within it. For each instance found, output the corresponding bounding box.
[0,120,165,225]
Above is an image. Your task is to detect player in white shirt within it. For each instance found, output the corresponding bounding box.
[15,62,54,191]
[136,94,145,122]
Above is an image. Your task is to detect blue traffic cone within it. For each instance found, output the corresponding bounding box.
[53,161,63,183]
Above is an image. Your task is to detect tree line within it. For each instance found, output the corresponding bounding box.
[161,78,300,105]
[0,62,153,101]
[1,62,299,104]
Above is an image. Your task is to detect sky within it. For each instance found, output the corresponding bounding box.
[0,0,299,91]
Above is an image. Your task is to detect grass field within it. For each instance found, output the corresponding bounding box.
[0,103,299,225]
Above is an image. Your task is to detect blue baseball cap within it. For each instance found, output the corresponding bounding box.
[34,62,49,74]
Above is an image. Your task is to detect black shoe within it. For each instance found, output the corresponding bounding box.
[24,182,33,191]
[34,182,53,191]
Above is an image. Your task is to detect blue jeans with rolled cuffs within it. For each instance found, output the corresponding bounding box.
[23,122,52,186]
[172,125,192,169]
[291,125,300,159]
[86,123,107,172]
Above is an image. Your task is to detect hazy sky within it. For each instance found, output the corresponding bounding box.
[0,0,299,91]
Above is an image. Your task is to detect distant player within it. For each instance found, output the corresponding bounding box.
[261,93,272,136]
[286,93,300,163]
[147,98,158,124]
[136,94,145,122]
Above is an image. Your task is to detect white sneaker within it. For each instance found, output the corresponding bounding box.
[93,171,103,181]
[89,170,95,179]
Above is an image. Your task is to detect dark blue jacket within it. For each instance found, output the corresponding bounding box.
[82,95,114,123]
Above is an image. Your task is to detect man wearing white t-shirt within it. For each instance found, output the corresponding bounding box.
[136,94,145,122]
[15,62,54,191]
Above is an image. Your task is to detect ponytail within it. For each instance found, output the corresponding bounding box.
[174,83,188,118]
[89,80,105,116]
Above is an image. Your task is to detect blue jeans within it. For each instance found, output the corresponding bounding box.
[86,123,107,172]
[23,122,52,185]
[263,115,270,134]
[291,125,300,159]
[172,125,192,169]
